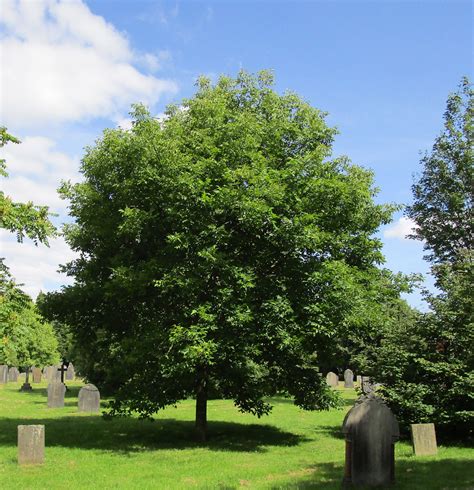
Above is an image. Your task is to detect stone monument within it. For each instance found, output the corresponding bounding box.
[344,369,354,388]
[326,371,339,387]
[18,425,45,465]
[342,394,399,487]
[411,423,438,456]
[8,367,19,382]
[78,384,100,412]
[66,363,75,381]
[0,365,8,383]
[32,367,42,383]
[47,382,66,408]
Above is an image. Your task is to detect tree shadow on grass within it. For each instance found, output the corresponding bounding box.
[270,458,474,489]
[0,416,307,454]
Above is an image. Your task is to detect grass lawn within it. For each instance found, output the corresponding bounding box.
[0,380,472,489]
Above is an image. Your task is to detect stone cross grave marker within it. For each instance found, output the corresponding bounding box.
[18,425,45,465]
[47,382,66,408]
[0,365,8,383]
[78,384,100,412]
[344,369,354,388]
[20,367,33,391]
[411,423,438,456]
[57,363,68,384]
[326,372,339,387]
[342,394,399,487]
[8,367,19,382]
[32,367,42,383]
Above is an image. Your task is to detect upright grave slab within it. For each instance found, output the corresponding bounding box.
[0,365,8,383]
[8,367,19,382]
[344,369,354,388]
[78,384,100,412]
[32,367,42,383]
[18,425,45,465]
[47,382,66,408]
[66,363,75,381]
[326,372,339,387]
[411,423,438,456]
[342,394,399,487]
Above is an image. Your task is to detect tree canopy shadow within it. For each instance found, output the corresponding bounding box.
[270,458,474,489]
[0,415,307,454]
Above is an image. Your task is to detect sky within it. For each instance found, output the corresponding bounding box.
[0,0,472,308]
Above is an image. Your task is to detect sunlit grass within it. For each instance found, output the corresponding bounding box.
[0,381,472,489]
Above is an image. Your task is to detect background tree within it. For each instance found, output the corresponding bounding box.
[41,71,397,440]
[370,78,473,439]
[0,262,60,374]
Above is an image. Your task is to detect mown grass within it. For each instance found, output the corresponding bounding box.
[0,380,472,489]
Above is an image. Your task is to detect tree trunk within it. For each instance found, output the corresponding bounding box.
[195,367,208,442]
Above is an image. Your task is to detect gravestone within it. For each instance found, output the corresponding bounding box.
[361,376,374,394]
[43,366,54,380]
[344,369,354,388]
[8,367,20,382]
[356,375,362,385]
[66,363,75,381]
[326,371,339,387]
[342,394,399,487]
[0,365,8,383]
[52,365,63,382]
[18,425,45,465]
[411,423,438,456]
[47,382,66,408]
[20,368,33,391]
[78,384,100,412]
[32,367,42,383]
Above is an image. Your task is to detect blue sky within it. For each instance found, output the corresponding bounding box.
[1,0,472,307]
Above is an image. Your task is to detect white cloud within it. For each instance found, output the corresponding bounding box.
[383,217,418,240]
[0,230,77,299]
[1,136,80,213]
[0,0,178,128]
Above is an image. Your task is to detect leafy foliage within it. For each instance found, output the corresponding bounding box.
[0,127,56,245]
[0,262,59,369]
[41,71,397,435]
[371,79,474,439]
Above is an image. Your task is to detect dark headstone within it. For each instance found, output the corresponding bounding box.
[342,394,399,487]
[344,369,354,388]
[47,382,66,408]
[326,371,339,387]
[8,367,19,382]
[32,367,42,383]
[0,365,8,383]
[66,363,75,381]
[78,384,100,413]
[18,425,45,465]
[411,423,438,456]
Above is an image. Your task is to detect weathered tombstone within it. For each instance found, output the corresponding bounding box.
[361,376,374,394]
[18,425,45,465]
[342,394,399,487]
[356,375,362,385]
[78,384,100,413]
[326,371,339,387]
[344,369,354,388]
[411,423,438,456]
[0,365,8,383]
[32,367,42,383]
[43,366,54,380]
[66,363,75,381]
[47,382,66,408]
[8,367,20,382]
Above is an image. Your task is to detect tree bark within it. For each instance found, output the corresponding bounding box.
[195,367,208,442]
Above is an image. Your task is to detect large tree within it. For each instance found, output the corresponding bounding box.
[41,72,396,440]
[370,78,473,439]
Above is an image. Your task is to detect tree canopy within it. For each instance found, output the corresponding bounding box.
[369,78,473,439]
[41,71,397,439]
